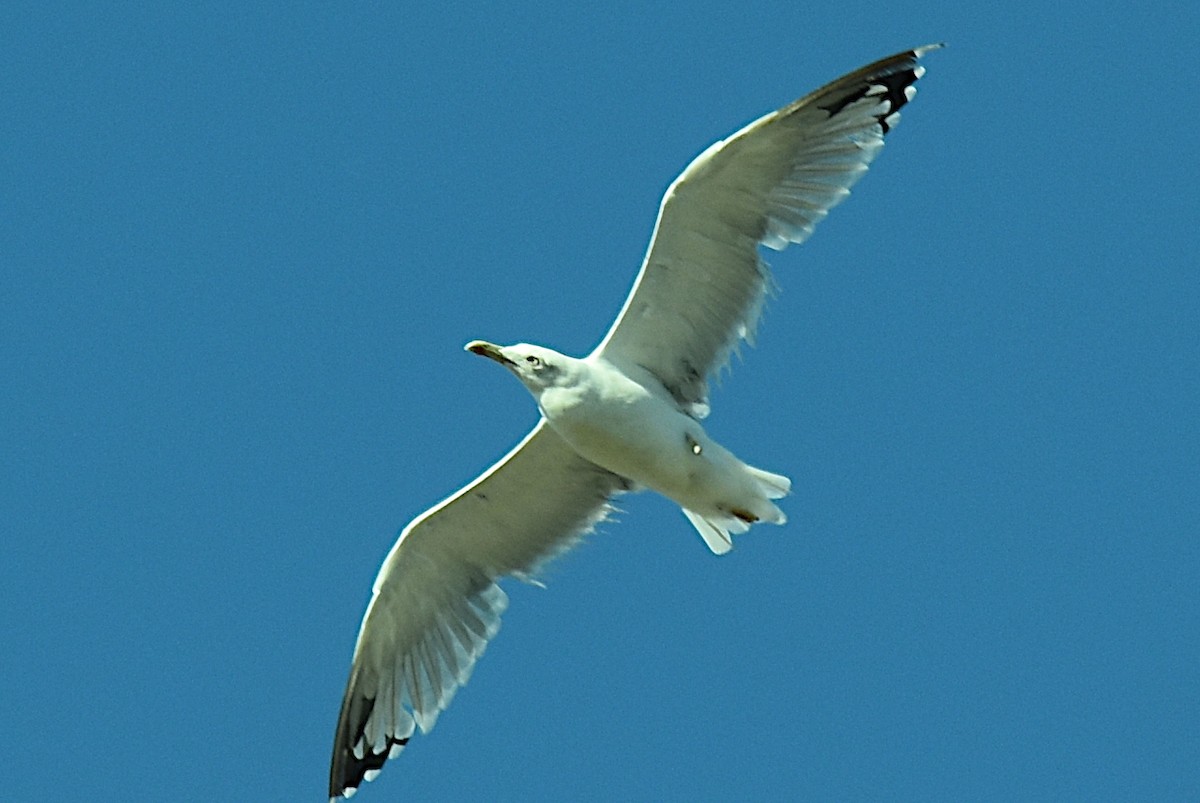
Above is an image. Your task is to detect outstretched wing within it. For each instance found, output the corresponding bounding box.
[592,45,940,417]
[330,420,627,800]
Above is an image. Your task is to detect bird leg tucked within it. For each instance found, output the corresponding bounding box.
[730,507,759,524]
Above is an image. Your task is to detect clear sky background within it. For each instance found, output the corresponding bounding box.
[3,2,1197,801]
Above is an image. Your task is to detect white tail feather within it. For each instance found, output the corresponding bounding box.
[747,466,791,499]
[681,464,792,554]
[682,509,751,555]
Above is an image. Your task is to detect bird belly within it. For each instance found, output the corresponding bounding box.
[540,387,758,515]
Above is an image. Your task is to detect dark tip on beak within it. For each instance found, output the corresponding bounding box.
[465,340,512,366]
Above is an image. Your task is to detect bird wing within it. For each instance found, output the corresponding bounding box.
[592,45,939,417]
[329,419,627,800]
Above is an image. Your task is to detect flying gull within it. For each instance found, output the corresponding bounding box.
[330,44,939,799]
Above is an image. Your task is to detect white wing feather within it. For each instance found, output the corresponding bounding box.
[593,45,940,416]
[329,420,627,800]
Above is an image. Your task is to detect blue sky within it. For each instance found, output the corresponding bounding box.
[3,2,1197,800]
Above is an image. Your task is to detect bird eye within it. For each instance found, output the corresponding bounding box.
[525,355,542,367]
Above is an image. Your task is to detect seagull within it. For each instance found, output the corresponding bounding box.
[330,44,939,800]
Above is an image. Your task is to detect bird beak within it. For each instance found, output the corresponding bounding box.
[465,340,514,367]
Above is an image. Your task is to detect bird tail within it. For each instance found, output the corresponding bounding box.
[681,464,791,555]
[746,465,791,500]
[682,508,748,555]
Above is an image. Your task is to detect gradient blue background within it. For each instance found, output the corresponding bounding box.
[3,3,1197,800]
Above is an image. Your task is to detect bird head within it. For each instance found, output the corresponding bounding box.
[465,340,570,395]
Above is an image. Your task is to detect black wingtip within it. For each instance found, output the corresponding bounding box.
[330,733,410,800]
[329,672,411,800]
[818,45,939,135]
[329,687,374,799]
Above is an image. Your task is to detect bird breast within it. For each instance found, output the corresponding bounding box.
[538,371,699,489]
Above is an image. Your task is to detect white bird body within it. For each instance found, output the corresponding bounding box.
[484,345,790,552]
[329,45,939,801]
